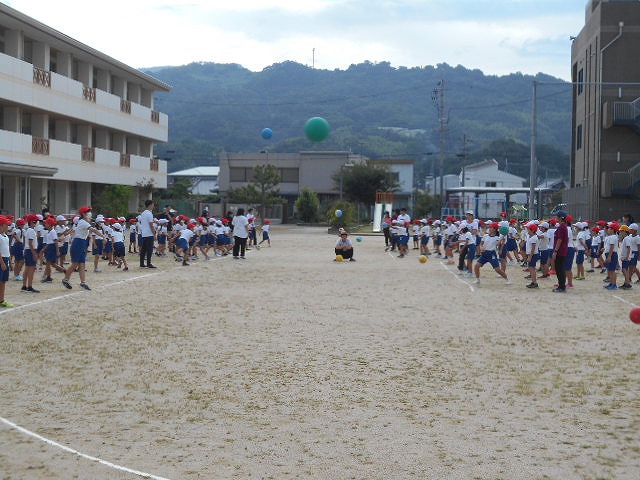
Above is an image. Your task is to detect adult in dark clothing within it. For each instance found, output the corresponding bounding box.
[552,210,569,292]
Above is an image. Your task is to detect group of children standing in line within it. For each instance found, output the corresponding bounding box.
[0,206,272,308]
[381,208,637,291]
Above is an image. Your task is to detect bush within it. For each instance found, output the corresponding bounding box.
[327,201,356,228]
[295,187,320,223]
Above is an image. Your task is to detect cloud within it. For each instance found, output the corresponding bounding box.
[4,0,585,79]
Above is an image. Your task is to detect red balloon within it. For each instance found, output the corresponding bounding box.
[630,307,640,324]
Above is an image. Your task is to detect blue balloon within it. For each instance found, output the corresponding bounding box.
[261,128,273,140]
[335,209,343,218]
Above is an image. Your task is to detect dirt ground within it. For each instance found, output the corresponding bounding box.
[0,225,639,480]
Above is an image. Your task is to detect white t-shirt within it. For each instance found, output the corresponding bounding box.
[546,228,556,249]
[621,235,633,260]
[24,227,37,250]
[139,209,155,237]
[261,224,270,234]
[112,229,125,243]
[537,230,549,251]
[73,218,92,240]
[525,234,538,255]
[481,234,499,252]
[179,229,194,242]
[604,234,618,254]
[0,233,9,257]
[397,213,411,224]
[45,228,58,245]
[232,215,249,238]
[576,231,588,251]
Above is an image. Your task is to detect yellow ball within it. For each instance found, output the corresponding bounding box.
[335,255,344,262]
[419,255,428,264]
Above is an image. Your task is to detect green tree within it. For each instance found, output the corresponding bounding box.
[295,187,320,223]
[334,162,399,205]
[164,178,192,200]
[94,185,132,217]
[412,190,439,218]
[227,184,260,204]
[252,164,283,219]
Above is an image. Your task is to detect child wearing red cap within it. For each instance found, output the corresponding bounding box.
[524,223,540,288]
[603,222,620,290]
[473,223,511,286]
[22,215,40,293]
[11,218,25,282]
[42,217,67,283]
[259,219,271,247]
[62,207,104,291]
[0,216,14,307]
[128,218,138,253]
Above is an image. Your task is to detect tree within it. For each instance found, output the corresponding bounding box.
[252,164,283,219]
[295,187,320,223]
[333,162,399,205]
[164,178,192,200]
[412,190,439,218]
[94,185,132,217]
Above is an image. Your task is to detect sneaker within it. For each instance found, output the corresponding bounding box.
[567,283,574,288]
[575,275,585,280]
[464,272,474,278]
[0,300,14,308]
[41,277,53,283]
[526,282,539,288]
[540,274,550,278]
[80,283,91,291]
[620,283,632,290]
[398,254,405,258]
[505,279,512,285]
[524,274,531,279]
[635,279,640,284]
[240,256,246,260]
[349,258,356,262]
[62,278,72,290]
[603,278,611,282]
[26,286,40,293]
[233,256,240,259]
[552,287,566,293]
[20,285,27,292]
[182,262,190,266]
[146,264,157,269]
[123,267,129,271]
[600,268,607,274]
[586,269,595,273]
[604,284,618,290]
[473,279,480,284]
[14,275,23,281]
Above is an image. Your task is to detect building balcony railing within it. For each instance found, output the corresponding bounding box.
[32,137,50,155]
[83,85,96,102]
[33,66,51,88]
[120,98,131,114]
[151,110,160,123]
[150,157,159,171]
[81,146,95,162]
[120,153,131,167]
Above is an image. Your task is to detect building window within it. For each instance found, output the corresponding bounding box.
[230,167,254,182]
[576,124,583,150]
[485,181,496,187]
[280,168,299,183]
[577,68,584,95]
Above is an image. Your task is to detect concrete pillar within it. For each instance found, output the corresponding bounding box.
[32,42,50,70]
[54,119,71,142]
[96,69,111,92]
[30,178,48,213]
[3,107,20,133]
[2,176,19,215]
[32,113,49,139]
[112,133,126,153]
[53,180,68,213]
[77,61,93,86]
[141,88,153,108]
[126,137,140,155]
[77,183,92,208]
[77,125,92,147]
[112,76,127,98]
[5,29,24,60]
[95,129,109,150]
[57,52,73,77]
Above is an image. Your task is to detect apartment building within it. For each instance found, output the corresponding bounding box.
[0,3,170,216]
[568,0,640,219]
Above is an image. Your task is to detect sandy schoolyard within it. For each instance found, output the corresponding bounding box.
[0,225,639,480]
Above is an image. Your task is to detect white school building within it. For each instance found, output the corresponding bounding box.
[0,3,170,216]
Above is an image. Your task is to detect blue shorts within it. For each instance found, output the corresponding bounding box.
[103,241,113,253]
[398,235,409,246]
[70,237,88,264]
[36,237,44,253]
[420,235,429,245]
[413,235,419,242]
[44,243,58,263]
[528,253,539,268]
[158,234,167,245]
[0,257,9,282]
[591,246,599,258]
[113,242,125,258]
[92,238,103,255]
[467,244,476,258]
[622,260,630,270]
[434,236,442,246]
[576,250,585,265]
[630,251,638,266]
[478,251,499,268]
[540,249,549,265]
[607,252,618,272]
[262,232,270,241]
[11,242,24,262]
[506,237,517,252]
[130,232,137,243]
[24,249,36,267]
[564,247,575,270]
[59,242,69,256]
[177,238,189,251]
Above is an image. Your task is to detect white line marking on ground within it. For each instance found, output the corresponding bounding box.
[0,272,161,316]
[0,416,174,480]
[613,295,638,308]
[440,262,475,293]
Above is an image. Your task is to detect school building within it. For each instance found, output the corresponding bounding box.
[0,3,170,216]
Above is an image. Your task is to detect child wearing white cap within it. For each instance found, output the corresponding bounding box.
[574,222,589,280]
[111,223,129,271]
[629,223,640,283]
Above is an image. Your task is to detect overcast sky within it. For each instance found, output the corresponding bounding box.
[5,0,587,80]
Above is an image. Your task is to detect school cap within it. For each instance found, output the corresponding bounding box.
[619,224,630,232]
[555,210,567,219]
[629,223,638,231]
[26,214,39,223]
[78,206,92,214]
[596,220,607,226]
[95,214,105,222]
[16,218,26,226]
[56,215,66,221]
[465,210,474,215]
[539,222,549,229]
[0,215,10,225]
[607,221,620,231]
[112,223,122,230]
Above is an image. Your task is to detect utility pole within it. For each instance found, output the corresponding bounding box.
[528,80,537,220]
[312,48,315,69]
[432,80,447,216]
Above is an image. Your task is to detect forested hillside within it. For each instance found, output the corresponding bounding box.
[147,61,572,183]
